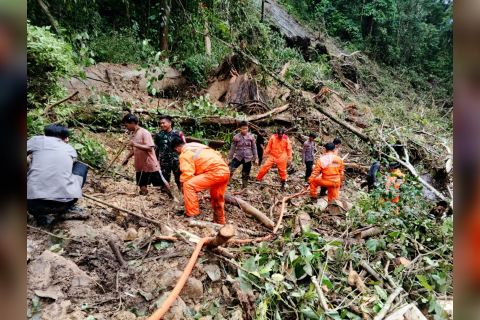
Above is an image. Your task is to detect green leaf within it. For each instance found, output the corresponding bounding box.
[366,239,379,253]
[259,260,275,275]
[303,262,313,276]
[301,307,319,319]
[288,250,298,263]
[374,285,388,300]
[153,241,171,251]
[416,274,433,292]
[321,275,333,290]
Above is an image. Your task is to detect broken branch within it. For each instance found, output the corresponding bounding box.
[43,91,79,115]
[108,240,127,267]
[373,287,403,320]
[83,194,163,227]
[225,194,275,229]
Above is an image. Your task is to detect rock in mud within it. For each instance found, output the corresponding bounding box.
[181,277,204,301]
[154,292,188,320]
[28,250,94,297]
[112,310,137,320]
[40,300,86,320]
[204,264,222,282]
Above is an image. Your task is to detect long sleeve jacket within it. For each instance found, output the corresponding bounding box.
[179,143,229,183]
[228,133,258,162]
[264,134,293,161]
[309,152,344,183]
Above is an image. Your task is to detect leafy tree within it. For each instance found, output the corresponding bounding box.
[27,23,77,109]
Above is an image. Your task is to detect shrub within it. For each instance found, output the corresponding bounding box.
[181,54,217,87]
[89,29,154,64]
[70,131,107,168]
[27,23,77,109]
[285,61,331,91]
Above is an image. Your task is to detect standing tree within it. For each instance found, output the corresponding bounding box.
[159,0,171,52]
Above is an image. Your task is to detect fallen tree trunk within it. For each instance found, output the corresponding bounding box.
[246,103,290,122]
[185,136,225,149]
[187,220,267,237]
[225,194,275,229]
[216,38,373,143]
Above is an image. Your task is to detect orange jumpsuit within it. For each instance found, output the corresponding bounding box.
[385,169,405,203]
[179,143,230,224]
[256,134,293,182]
[309,152,344,201]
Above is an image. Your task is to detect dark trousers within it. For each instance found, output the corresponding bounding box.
[305,161,314,181]
[136,171,163,187]
[160,161,181,188]
[257,148,264,165]
[229,158,252,181]
[27,162,88,225]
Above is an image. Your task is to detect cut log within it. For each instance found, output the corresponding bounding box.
[355,227,382,239]
[205,224,236,248]
[225,194,275,229]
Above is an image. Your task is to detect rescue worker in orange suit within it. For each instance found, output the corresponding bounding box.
[309,142,345,202]
[171,136,230,224]
[256,127,293,190]
[385,162,405,203]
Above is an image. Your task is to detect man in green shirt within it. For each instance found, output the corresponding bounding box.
[154,115,186,190]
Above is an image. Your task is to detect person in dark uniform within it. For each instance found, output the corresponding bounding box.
[154,115,186,190]
[255,129,266,165]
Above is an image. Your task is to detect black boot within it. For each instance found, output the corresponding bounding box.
[280,180,286,191]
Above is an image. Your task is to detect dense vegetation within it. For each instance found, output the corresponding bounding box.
[27,0,451,99]
[279,0,452,98]
[27,1,453,318]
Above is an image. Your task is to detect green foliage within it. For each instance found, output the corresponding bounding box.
[183,95,241,118]
[236,173,452,319]
[181,54,217,87]
[70,131,107,168]
[279,0,452,99]
[89,29,155,64]
[27,23,77,109]
[284,60,331,92]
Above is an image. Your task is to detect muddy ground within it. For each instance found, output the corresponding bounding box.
[27,127,365,319]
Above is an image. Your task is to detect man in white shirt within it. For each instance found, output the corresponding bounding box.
[27,124,88,226]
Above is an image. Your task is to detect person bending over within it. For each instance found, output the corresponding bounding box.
[309,142,345,202]
[27,124,88,226]
[172,137,230,224]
